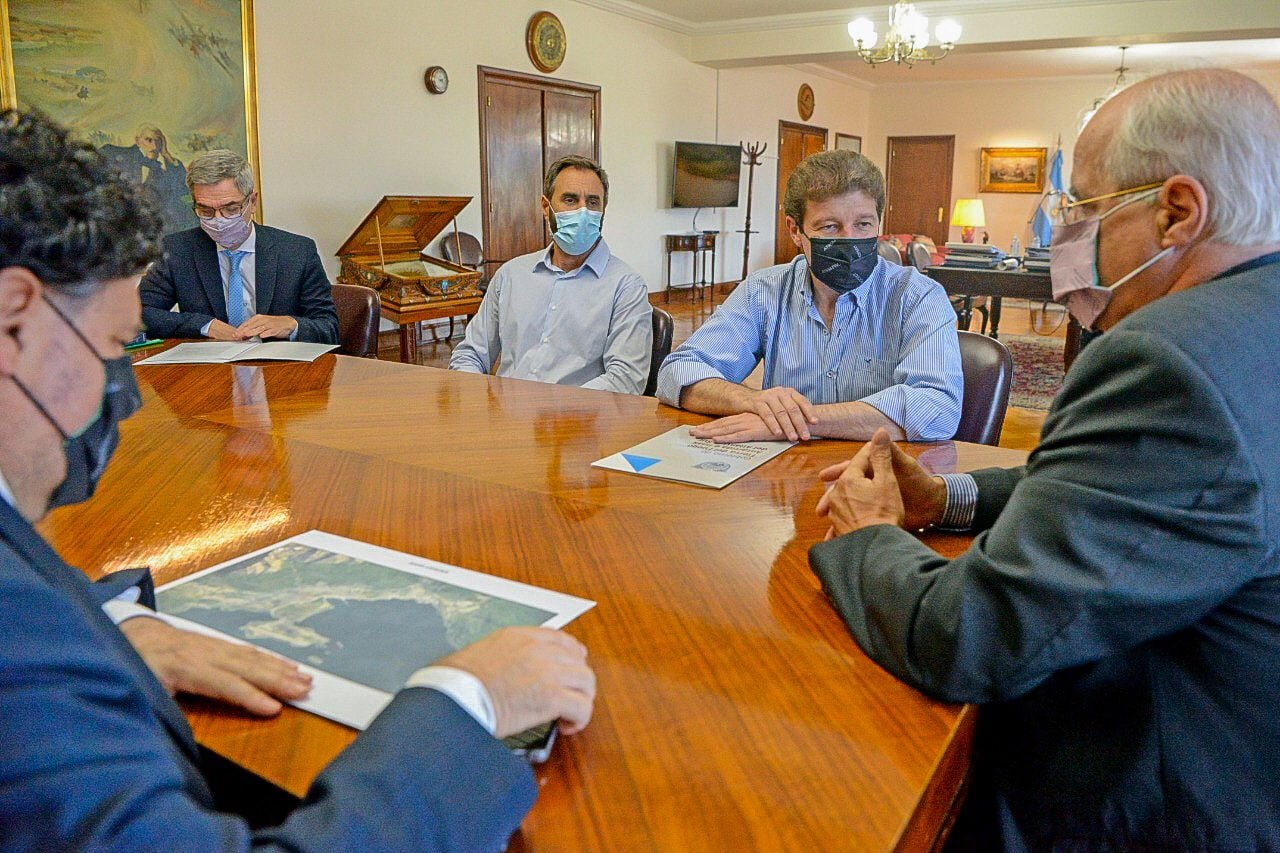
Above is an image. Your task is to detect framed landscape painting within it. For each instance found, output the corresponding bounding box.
[979,146,1046,193]
[0,0,261,234]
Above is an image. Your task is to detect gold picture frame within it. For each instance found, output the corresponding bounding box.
[979,147,1047,194]
[1,0,263,232]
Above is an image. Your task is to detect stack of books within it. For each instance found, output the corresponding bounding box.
[942,242,1005,269]
[1023,245,1050,273]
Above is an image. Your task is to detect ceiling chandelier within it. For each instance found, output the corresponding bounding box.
[847,2,962,66]
[1085,46,1131,119]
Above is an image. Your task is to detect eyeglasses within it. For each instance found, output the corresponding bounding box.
[193,196,252,220]
[1060,181,1164,225]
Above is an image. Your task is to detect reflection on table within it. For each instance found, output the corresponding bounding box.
[41,354,1028,850]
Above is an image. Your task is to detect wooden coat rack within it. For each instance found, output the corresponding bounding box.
[738,141,767,281]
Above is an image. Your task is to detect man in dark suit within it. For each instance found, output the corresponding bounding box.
[139,149,338,344]
[0,110,595,850]
[810,69,1280,848]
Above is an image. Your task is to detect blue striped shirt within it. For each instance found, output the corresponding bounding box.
[657,255,963,440]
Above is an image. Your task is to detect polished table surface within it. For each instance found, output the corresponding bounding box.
[40,354,1027,851]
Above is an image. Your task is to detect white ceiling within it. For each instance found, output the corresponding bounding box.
[609,0,885,23]
[817,38,1280,85]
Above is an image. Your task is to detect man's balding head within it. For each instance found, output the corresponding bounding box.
[1084,69,1280,246]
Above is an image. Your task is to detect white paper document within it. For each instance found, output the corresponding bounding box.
[592,425,793,489]
[155,530,595,730]
[135,341,338,365]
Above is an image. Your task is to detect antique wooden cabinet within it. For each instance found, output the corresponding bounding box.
[336,196,484,362]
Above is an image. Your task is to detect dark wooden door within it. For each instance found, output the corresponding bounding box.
[479,67,600,280]
[884,135,954,246]
[774,121,828,265]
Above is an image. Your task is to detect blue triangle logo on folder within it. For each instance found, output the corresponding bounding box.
[622,453,661,472]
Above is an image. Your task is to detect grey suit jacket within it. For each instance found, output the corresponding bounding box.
[810,253,1280,849]
[140,225,338,344]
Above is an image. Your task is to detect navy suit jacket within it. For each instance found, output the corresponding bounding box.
[811,254,1280,849]
[0,498,536,850]
[140,225,339,344]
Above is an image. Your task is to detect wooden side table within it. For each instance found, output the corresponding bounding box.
[664,232,718,304]
[379,296,483,363]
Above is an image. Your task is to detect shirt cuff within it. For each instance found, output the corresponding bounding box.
[200,319,213,336]
[938,472,979,530]
[655,360,726,408]
[404,665,497,735]
[102,588,168,626]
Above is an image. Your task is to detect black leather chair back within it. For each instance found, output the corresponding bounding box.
[905,241,933,272]
[876,240,902,265]
[332,283,380,358]
[955,330,1014,445]
[645,307,674,397]
[438,231,483,268]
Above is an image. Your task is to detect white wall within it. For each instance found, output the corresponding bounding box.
[864,66,1280,253]
[714,67,872,276]
[252,0,715,292]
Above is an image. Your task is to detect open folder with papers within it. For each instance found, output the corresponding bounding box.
[135,341,338,365]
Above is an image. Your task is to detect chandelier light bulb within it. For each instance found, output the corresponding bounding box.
[935,19,962,46]
[901,8,929,42]
[848,17,878,47]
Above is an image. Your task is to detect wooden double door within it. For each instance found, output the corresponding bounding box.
[478,66,600,280]
[774,121,828,265]
[884,135,955,247]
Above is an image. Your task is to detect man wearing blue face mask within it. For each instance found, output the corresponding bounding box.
[450,155,653,394]
[810,69,1280,848]
[139,149,338,344]
[0,111,596,849]
[657,149,962,443]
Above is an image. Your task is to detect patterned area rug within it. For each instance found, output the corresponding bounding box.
[1000,333,1065,411]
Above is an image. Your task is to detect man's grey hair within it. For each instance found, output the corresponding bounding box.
[543,155,609,207]
[784,149,885,225]
[186,149,255,196]
[1102,68,1280,245]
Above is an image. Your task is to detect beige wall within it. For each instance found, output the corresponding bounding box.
[253,0,716,292]
[714,67,872,276]
[865,66,1280,253]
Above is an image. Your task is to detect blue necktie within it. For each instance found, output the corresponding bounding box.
[224,250,249,328]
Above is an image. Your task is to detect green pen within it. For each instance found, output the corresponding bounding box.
[124,338,164,351]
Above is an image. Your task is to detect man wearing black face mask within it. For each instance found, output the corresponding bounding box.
[810,69,1280,848]
[0,111,596,851]
[657,149,962,443]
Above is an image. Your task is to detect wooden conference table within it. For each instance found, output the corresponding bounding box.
[41,353,1027,851]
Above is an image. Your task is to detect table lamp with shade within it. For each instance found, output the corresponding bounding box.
[951,198,986,243]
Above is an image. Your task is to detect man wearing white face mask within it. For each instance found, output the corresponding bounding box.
[139,150,338,344]
[450,155,652,394]
[808,68,1280,848]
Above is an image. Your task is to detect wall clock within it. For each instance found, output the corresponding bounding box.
[424,66,449,94]
[798,84,815,121]
[527,11,567,73]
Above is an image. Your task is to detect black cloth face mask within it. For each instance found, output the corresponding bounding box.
[48,354,142,509]
[807,235,880,294]
[9,293,144,510]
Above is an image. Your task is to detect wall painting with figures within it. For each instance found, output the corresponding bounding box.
[0,0,261,235]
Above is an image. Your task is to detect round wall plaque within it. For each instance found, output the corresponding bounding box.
[797,83,815,121]
[527,11,567,73]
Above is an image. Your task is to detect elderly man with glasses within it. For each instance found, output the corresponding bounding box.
[810,68,1280,848]
[140,150,338,344]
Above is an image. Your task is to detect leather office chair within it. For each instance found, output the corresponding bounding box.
[954,330,1014,446]
[909,239,989,334]
[876,240,902,265]
[437,231,488,341]
[644,307,674,397]
[331,283,380,358]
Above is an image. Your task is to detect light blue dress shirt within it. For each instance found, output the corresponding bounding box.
[657,255,963,441]
[197,226,298,340]
[450,239,653,395]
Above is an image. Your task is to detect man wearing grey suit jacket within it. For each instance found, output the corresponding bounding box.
[140,150,338,344]
[809,69,1280,848]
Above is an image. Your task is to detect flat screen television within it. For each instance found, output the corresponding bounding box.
[672,141,741,208]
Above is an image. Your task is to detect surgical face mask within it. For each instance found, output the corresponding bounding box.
[198,209,253,248]
[548,206,603,257]
[807,235,880,294]
[10,295,142,510]
[1050,186,1174,331]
